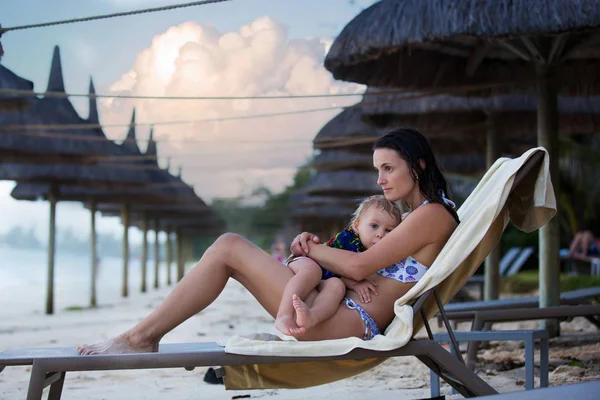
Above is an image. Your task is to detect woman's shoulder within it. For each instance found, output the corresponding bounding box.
[407,202,457,235]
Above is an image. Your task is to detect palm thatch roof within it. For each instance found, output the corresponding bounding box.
[296,194,362,208]
[325,0,600,95]
[293,203,356,220]
[292,193,359,219]
[305,170,380,197]
[361,87,600,136]
[0,160,151,189]
[0,63,34,112]
[93,128,213,219]
[313,149,373,171]
[1,47,138,164]
[10,124,187,202]
[313,108,383,150]
[0,109,152,189]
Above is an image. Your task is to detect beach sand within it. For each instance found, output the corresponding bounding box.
[1,278,598,399]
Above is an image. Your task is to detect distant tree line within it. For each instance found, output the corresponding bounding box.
[0,225,152,259]
[194,160,313,254]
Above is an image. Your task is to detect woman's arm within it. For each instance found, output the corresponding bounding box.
[290,232,321,256]
[304,204,456,281]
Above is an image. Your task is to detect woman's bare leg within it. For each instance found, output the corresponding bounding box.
[293,278,346,335]
[274,258,322,336]
[77,233,297,355]
[569,232,585,256]
[569,231,594,259]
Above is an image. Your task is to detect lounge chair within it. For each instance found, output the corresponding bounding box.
[442,286,600,315]
[466,247,535,299]
[474,380,600,400]
[461,304,600,368]
[0,149,554,400]
[436,287,600,369]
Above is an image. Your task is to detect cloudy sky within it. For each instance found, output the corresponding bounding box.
[0,0,374,242]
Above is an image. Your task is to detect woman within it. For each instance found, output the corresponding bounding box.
[77,128,459,355]
[567,230,600,261]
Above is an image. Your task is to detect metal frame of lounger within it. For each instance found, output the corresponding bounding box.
[0,288,497,400]
[0,150,547,400]
[430,329,549,396]
[439,287,600,324]
[462,304,600,368]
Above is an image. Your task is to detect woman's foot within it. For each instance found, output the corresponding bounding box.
[292,294,316,334]
[77,332,158,355]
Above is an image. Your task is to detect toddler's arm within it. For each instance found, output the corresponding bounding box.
[341,277,378,304]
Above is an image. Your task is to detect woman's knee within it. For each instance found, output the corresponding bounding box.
[205,233,246,262]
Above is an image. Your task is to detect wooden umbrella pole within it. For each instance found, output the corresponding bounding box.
[536,63,561,337]
[89,200,97,308]
[484,113,501,301]
[141,212,148,293]
[154,220,160,289]
[46,183,58,315]
[121,203,130,298]
[176,228,184,281]
[166,228,172,285]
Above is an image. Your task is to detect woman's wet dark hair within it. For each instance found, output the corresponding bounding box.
[373,127,460,224]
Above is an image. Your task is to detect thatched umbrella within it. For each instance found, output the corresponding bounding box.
[313,149,373,171]
[305,170,380,198]
[361,87,600,161]
[325,0,600,333]
[21,122,187,302]
[361,87,600,299]
[94,123,190,295]
[291,192,359,238]
[0,47,126,164]
[96,132,215,287]
[313,107,382,151]
[0,63,34,112]
[3,87,153,314]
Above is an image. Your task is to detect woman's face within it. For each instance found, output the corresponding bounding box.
[373,148,417,202]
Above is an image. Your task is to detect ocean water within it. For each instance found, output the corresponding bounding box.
[0,245,175,316]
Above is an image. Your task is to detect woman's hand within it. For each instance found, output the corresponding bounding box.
[290,232,321,256]
[351,280,378,303]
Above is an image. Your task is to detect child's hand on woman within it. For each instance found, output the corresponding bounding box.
[352,280,378,303]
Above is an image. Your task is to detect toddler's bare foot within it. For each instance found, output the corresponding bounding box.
[77,333,158,356]
[292,294,316,334]
[274,314,303,336]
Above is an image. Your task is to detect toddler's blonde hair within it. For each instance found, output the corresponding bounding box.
[349,195,403,228]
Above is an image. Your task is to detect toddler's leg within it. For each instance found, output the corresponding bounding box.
[274,258,322,336]
[293,277,346,334]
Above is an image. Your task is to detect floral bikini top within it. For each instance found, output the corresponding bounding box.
[376,256,429,283]
[376,193,456,284]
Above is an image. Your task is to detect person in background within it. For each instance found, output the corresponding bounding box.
[567,230,600,261]
[271,239,287,264]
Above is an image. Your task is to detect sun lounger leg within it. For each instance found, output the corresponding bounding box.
[48,372,66,400]
[418,343,497,397]
[540,335,549,388]
[466,316,485,369]
[26,362,46,400]
[429,369,441,397]
[525,335,534,390]
[584,315,600,329]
